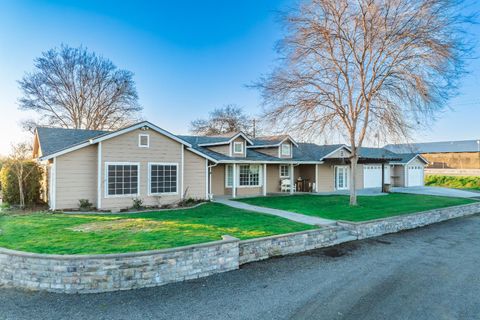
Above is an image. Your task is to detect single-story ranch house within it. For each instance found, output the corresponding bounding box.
[33,121,427,211]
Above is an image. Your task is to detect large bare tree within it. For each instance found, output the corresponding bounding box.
[190,104,259,136]
[257,0,471,205]
[18,45,142,131]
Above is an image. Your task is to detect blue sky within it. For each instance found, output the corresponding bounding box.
[0,0,479,155]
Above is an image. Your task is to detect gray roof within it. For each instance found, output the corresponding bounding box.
[385,140,480,154]
[252,135,291,147]
[36,127,109,158]
[358,147,400,160]
[388,153,425,164]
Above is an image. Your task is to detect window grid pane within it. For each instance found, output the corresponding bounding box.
[107,165,138,196]
[239,165,260,186]
[150,164,177,194]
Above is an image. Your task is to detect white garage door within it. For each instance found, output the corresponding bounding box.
[407,165,424,187]
[363,165,390,188]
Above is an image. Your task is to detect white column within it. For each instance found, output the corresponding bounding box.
[290,164,294,195]
[97,142,102,209]
[232,164,237,198]
[262,163,267,196]
[51,157,56,210]
[315,164,319,192]
[181,145,184,199]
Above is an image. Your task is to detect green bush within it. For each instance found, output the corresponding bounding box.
[425,175,480,190]
[0,161,43,206]
[78,199,94,211]
[132,198,144,210]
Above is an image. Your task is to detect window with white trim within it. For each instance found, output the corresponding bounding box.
[280,164,290,178]
[139,134,149,148]
[239,164,260,186]
[149,163,178,194]
[281,143,291,156]
[233,141,244,154]
[107,164,139,196]
[225,165,233,187]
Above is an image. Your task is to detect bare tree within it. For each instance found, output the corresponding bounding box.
[7,142,35,209]
[18,44,142,131]
[257,0,471,205]
[190,104,259,136]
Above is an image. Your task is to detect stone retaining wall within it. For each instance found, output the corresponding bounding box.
[0,236,239,294]
[239,227,339,264]
[337,202,480,240]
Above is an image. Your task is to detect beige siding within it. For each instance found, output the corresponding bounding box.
[255,147,279,158]
[317,164,335,192]
[183,150,207,199]
[392,165,405,187]
[267,164,281,192]
[101,129,183,210]
[211,164,229,196]
[208,144,230,156]
[55,145,97,210]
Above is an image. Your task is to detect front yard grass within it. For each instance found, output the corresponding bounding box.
[236,193,476,222]
[0,203,314,255]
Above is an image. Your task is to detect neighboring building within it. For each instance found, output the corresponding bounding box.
[385,140,480,169]
[33,121,426,211]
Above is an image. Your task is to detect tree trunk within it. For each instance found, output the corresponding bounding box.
[350,155,358,206]
[18,172,25,209]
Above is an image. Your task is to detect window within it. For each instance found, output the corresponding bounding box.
[239,165,260,186]
[106,163,139,196]
[225,165,233,187]
[280,165,290,178]
[225,164,261,187]
[233,141,244,154]
[281,143,291,156]
[149,163,178,195]
[139,134,149,148]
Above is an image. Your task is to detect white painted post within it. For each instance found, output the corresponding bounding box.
[263,163,267,196]
[181,145,184,199]
[290,164,294,195]
[232,164,237,198]
[315,164,319,192]
[97,142,102,209]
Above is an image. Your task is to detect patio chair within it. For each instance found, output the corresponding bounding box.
[280,179,296,193]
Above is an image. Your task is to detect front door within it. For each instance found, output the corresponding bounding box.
[335,166,349,190]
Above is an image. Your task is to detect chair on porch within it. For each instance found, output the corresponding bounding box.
[280,179,296,193]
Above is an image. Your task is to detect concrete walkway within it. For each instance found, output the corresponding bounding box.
[392,186,480,198]
[214,197,336,226]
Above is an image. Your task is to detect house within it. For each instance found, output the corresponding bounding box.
[385,140,480,170]
[33,121,426,211]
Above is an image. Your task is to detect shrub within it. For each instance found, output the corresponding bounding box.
[132,198,144,210]
[78,199,94,211]
[0,161,43,206]
[425,175,480,190]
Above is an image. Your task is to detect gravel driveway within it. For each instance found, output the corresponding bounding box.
[1,214,480,320]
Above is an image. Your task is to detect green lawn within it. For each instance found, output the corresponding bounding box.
[236,193,476,222]
[0,203,314,255]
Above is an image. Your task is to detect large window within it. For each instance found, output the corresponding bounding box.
[281,143,291,156]
[225,164,262,187]
[149,163,178,195]
[280,164,290,178]
[106,163,139,196]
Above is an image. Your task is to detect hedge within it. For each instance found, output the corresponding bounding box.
[0,161,43,205]
[425,174,480,190]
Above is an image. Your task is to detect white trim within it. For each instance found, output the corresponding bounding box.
[225,164,233,188]
[390,154,429,166]
[263,163,267,196]
[280,143,292,157]
[197,132,254,147]
[97,142,102,209]
[334,165,350,190]
[181,146,184,199]
[39,141,91,161]
[186,147,218,162]
[289,164,294,195]
[232,164,237,198]
[315,164,319,192]
[50,158,56,210]
[104,162,140,198]
[147,162,179,196]
[205,159,209,199]
[138,133,150,148]
[233,141,244,154]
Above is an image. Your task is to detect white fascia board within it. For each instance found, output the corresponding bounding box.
[320,145,351,160]
[38,141,92,161]
[185,147,218,163]
[391,154,429,166]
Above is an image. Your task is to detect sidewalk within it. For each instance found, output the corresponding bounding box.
[214,197,336,226]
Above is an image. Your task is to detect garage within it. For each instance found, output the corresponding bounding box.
[407,165,424,187]
[363,164,390,188]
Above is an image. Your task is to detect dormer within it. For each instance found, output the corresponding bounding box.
[198,132,253,158]
[249,135,298,159]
